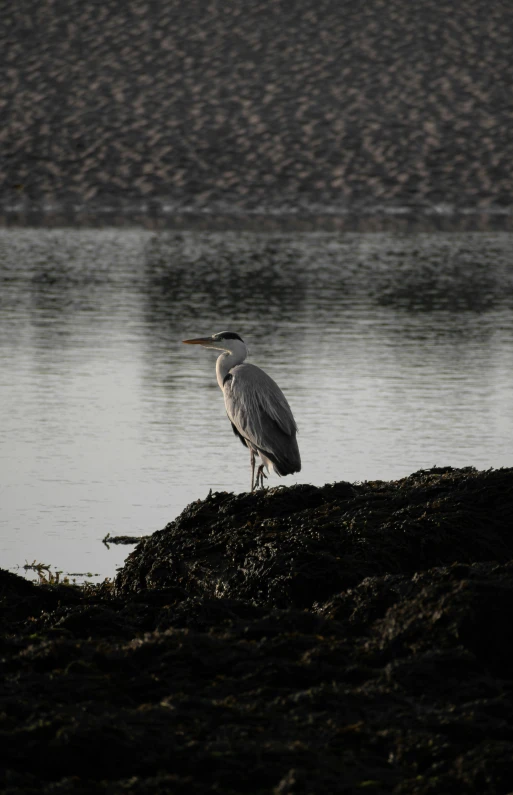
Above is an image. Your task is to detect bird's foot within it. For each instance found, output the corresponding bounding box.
[256,465,268,490]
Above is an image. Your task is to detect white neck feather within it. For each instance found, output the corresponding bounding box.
[215,340,248,389]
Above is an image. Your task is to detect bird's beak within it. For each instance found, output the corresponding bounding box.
[183,337,213,346]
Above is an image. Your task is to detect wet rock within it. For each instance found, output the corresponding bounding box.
[2,467,513,793]
[117,467,513,607]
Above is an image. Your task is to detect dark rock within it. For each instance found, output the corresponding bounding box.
[2,467,513,793]
[116,468,513,607]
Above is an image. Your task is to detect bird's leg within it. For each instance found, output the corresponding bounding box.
[250,449,256,492]
[256,464,268,490]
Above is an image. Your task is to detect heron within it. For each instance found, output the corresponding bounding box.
[183,331,301,491]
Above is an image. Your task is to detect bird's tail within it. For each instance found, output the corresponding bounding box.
[259,441,301,477]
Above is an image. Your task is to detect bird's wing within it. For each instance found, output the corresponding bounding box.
[223,362,297,450]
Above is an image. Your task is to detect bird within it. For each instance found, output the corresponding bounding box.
[182,331,301,491]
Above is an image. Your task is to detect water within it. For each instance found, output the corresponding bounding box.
[1,228,512,581]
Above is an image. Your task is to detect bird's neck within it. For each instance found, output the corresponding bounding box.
[216,347,246,389]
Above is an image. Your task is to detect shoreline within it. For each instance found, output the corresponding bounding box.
[2,205,513,232]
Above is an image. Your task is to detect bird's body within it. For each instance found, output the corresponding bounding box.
[183,331,301,491]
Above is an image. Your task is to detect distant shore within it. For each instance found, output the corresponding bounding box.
[2,0,513,218]
[2,204,513,232]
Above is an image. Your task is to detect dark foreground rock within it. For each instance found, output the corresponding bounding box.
[2,467,513,793]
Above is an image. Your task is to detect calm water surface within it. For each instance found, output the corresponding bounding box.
[1,228,512,580]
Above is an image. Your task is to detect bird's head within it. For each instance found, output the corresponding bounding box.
[183,331,247,355]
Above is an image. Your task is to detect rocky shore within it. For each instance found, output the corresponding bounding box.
[2,0,513,224]
[2,466,513,793]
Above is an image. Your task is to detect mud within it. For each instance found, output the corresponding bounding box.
[2,466,513,793]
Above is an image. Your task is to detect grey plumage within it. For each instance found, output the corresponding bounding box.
[225,363,300,475]
[183,331,301,491]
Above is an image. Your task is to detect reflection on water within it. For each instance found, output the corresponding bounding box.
[1,228,512,580]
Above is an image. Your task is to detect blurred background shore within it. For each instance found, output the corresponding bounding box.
[2,0,513,228]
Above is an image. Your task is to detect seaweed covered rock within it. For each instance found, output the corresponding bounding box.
[2,467,513,794]
[117,467,513,607]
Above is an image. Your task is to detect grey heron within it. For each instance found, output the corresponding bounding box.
[183,331,301,491]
